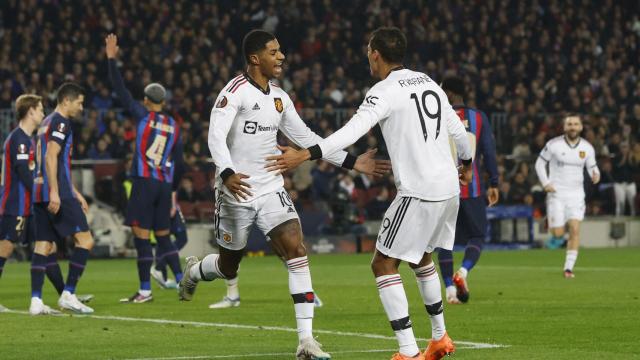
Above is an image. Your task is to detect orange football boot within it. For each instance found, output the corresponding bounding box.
[424,332,455,360]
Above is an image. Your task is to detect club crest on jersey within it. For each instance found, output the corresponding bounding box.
[216,96,228,108]
[222,233,232,243]
[57,123,66,132]
[18,143,27,154]
[579,151,586,159]
[274,98,283,113]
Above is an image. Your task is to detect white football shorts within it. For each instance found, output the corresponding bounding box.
[376,195,459,264]
[214,187,299,250]
[546,192,585,228]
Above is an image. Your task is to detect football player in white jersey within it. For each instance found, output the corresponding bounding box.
[267,27,473,360]
[535,115,600,278]
[178,29,391,360]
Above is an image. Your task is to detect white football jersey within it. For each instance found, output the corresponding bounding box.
[535,135,599,197]
[209,73,349,203]
[316,68,472,201]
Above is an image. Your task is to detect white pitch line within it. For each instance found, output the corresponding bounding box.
[124,349,399,360]
[478,265,637,272]
[2,309,506,350]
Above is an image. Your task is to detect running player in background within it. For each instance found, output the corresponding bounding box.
[178,29,390,360]
[105,34,185,303]
[32,83,95,314]
[535,115,600,278]
[437,76,499,304]
[268,27,472,360]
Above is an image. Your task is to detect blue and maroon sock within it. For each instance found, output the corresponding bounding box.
[462,237,484,271]
[437,248,454,287]
[156,234,183,282]
[45,253,65,295]
[135,238,153,291]
[64,247,90,294]
[30,253,48,298]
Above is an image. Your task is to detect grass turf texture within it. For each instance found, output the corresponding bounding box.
[1,248,639,359]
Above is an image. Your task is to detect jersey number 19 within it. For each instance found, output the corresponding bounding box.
[410,90,441,142]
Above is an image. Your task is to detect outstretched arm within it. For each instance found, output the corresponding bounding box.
[277,99,391,176]
[105,33,146,120]
[266,90,390,173]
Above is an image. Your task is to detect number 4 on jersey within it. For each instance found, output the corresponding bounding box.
[146,134,167,167]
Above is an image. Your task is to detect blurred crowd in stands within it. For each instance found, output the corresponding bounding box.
[1,0,639,227]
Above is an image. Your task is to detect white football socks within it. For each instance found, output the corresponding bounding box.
[191,254,225,281]
[226,277,239,299]
[564,250,578,271]
[287,256,314,341]
[376,274,420,357]
[413,262,446,340]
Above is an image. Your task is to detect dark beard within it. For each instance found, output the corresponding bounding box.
[566,132,579,141]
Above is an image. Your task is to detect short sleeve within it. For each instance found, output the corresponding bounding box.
[12,139,31,163]
[49,116,70,145]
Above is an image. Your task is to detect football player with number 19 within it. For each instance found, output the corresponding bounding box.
[268,27,473,360]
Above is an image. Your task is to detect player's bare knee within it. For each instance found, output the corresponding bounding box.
[33,241,52,255]
[568,223,580,236]
[413,252,433,268]
[74,231,94,250]
[0,240,14,257]
[552,228,565,238]
[268,220,305,260]
[283,242,306,260]
[371,252,398,277]
[50,241,58,254]
[132,226,150,239]
[155,229,170,237]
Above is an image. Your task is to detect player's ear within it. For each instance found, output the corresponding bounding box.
[249,54,260,66]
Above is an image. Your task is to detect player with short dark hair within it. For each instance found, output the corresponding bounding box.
[438,76,499,304]
[105,34,185,303]
[178,29,390,360]
[31,83,95,314]
[267,26,473,360]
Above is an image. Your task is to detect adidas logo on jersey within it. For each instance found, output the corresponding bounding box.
[252,103,260,110]
[287,206,295,213]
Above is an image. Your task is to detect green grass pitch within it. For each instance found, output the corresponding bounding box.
[1,248,639,359]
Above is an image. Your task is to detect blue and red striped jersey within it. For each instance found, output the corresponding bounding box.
[454,106,499,199]
[108,59,184,186]
[33,112,76,203]
[1,127,35,216]
[133,111,181,182]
